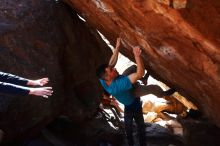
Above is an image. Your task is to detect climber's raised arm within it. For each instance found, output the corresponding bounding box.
[128,46,145,84]
[108,38,121,67]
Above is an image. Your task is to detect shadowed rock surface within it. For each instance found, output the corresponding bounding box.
[0,0,111,141]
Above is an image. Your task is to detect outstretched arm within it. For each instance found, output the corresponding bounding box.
[108,38,121,67]
[0,82,53,98]
[128,46,145,84]
[0,71,29,86]
[0,82,29,95]
[0,71,49,86]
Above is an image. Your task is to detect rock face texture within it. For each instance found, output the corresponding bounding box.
[0,0,111,140]
[65,0,220,126]
[1,0,220,143]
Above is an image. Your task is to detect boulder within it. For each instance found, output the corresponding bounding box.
[65,0,220,127]
[0,0,111,140]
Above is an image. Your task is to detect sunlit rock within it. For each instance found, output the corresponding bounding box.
[65,0,220,127]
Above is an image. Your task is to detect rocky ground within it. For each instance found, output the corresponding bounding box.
[2,116,184,146]
[2,111,220,146]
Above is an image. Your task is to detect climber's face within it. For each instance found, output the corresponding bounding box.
[104,66,119,81]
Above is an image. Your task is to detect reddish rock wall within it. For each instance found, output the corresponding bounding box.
[65,0,220,126]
